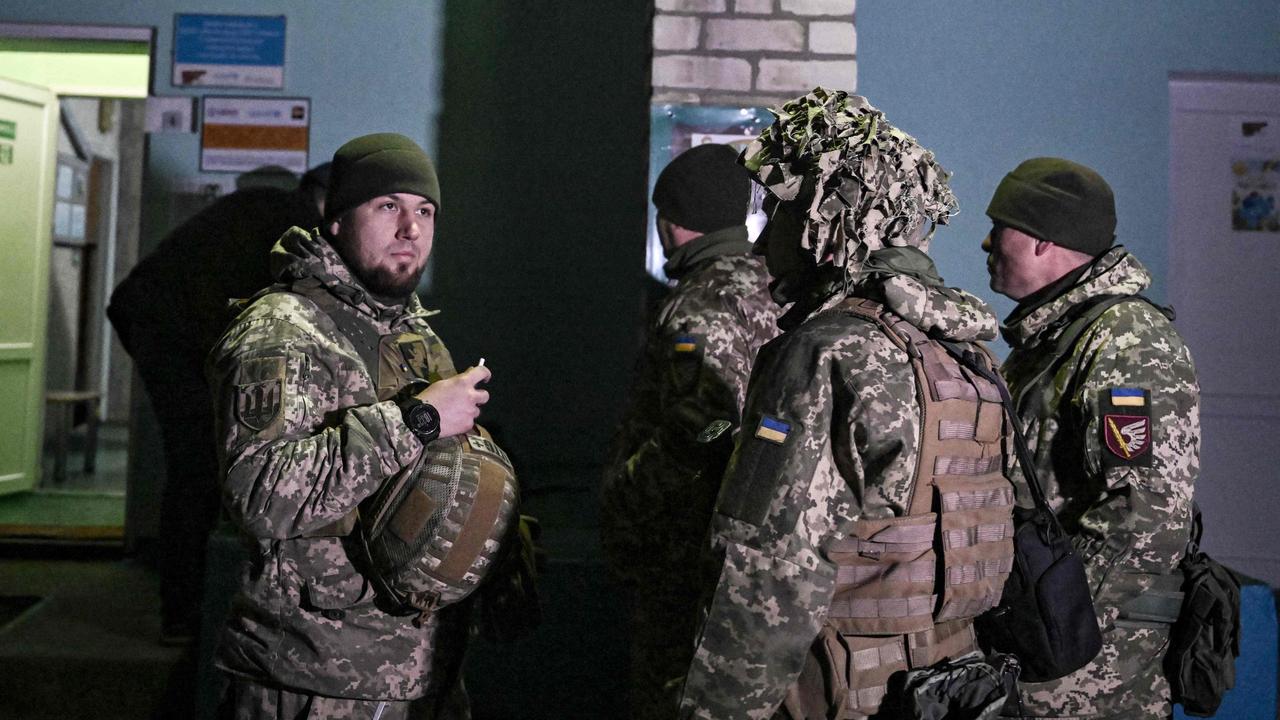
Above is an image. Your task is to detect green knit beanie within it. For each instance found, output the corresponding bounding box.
[324,133,441,221]
[985,157,1115,256]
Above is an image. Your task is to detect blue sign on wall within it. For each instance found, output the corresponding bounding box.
[173,14,286,89]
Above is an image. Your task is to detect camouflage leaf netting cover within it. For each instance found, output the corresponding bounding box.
[740,87,958,282]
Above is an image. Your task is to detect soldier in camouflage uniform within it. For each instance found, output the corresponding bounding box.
[601,143,781,720]
[208,134,493,720]
[982,158,1200,719]
[679,89,1015,719]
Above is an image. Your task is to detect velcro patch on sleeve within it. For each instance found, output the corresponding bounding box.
[754,415,791,445]
[673,333,699,353]
[1100,387,1153,468]
[235,356,286,433]
[717,414,800,525]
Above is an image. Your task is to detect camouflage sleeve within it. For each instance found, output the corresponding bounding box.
[680,327,871,719]
[1064,302,1199,617]
[633,291,760,473]
[210,316,424,539]
[600,291,761,576]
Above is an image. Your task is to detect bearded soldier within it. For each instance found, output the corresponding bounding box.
[982,157,1200,719]
[601,143,781,720]
[679,89,1015,719]
[208,133,500,719]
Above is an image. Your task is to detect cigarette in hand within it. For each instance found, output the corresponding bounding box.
[477,358,486,367]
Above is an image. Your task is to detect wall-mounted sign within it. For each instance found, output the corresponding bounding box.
[0,119,14,140]
[173,14,286,89]
[201,96,309,174]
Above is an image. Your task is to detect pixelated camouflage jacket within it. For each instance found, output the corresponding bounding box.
[679,267,1000,720]
[601,226,781,587]
[207,226,459,700]
[999,247,1199,717]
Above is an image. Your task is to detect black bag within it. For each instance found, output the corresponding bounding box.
[1165,504,1241,716]
[943,344,1103,683]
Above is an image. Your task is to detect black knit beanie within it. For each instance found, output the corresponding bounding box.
[324,133,441,221]
[652,143,751,233]
[985,157,1116,256]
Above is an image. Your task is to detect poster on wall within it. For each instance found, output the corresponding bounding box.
[647,104,773,282]
[1231,159,1280,232]
[200,96,310,174]
[173,14,286,89]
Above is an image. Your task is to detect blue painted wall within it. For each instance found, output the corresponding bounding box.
[1,0,444,233]
[857,1,1280,326]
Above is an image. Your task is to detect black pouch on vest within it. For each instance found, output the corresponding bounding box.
[1165,504,1241,717]
[942,343,1103,683]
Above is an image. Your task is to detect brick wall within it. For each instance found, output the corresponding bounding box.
[652,0,856,106]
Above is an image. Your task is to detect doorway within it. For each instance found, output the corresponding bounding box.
[0,22,151,542]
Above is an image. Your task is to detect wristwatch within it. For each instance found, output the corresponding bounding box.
[395,380,441,444]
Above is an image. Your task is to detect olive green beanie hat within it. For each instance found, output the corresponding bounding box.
[985,157,1115,256]
[324,133,440,221]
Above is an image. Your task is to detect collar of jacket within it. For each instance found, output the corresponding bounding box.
[776,247,998,342]
[1000,245,1151,349]
[662,225,751,280]
[268,226,437,325]
[860,246,997,342]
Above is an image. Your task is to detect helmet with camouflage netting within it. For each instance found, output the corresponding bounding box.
[740,88,957,282]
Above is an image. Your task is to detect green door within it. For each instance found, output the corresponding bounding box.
[0,77,58,496]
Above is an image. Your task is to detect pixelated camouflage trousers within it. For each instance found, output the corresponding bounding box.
[1004,624,1171,719]
[627,584,704,720]
[219,676,469,720]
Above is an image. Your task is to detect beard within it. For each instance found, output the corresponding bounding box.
[358,262,422,298]
[335,246,426,302]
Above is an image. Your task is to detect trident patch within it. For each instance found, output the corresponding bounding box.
[236,379,282,431]
[234,356,286,433]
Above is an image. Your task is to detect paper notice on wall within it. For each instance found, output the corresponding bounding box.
[1232,159,1280,232]
[200,96,310,174]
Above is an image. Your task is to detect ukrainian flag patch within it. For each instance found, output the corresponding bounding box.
[755,415,791,445]
[1110,388,1147,407]
[673,334,698,353]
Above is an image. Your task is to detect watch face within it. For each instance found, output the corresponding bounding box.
[408,402,440,438]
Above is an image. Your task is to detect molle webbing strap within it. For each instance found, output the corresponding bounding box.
[837,558,935,585]
[829,595,936,620]
[845,685,888,712]
[943,521,1014,549]
[933,456,1002,476]
[941,485,1013,512]
[939,420,976,440]
[946,557,1015,586]
[850,641,906,672]
[907,618,979,667]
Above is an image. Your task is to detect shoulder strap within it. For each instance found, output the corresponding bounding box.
[1012,294,1169,417]
[299,283,383,374]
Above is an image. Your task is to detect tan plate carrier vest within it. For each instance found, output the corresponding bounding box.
[786,299,1016,719]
